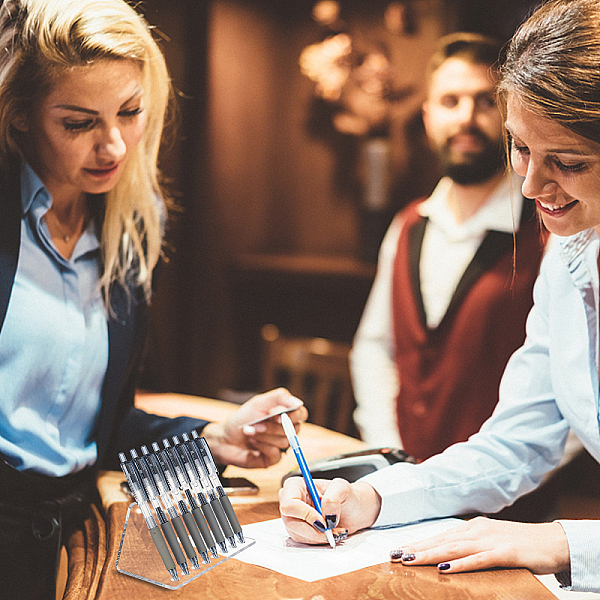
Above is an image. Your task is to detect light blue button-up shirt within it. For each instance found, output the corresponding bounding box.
[362,228,600,592]
[0,163,108,476]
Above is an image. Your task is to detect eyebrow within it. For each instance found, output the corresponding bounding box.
[505,123,594,156]
[54,105,98,115]
[53,86,144,115]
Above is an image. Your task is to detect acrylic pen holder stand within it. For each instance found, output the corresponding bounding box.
[116,502,256,590]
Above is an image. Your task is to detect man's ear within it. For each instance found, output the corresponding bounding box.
[11,114,28,132]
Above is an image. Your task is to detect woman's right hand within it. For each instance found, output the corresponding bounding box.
[278,476,382,545]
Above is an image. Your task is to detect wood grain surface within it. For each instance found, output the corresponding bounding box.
[64,394,557,599]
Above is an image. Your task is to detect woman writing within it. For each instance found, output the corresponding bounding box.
[280,0,600,592]
[0,0,306,597]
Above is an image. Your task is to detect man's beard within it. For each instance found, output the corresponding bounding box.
[439,129,504,185]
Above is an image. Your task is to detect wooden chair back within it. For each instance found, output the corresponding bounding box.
[260,324,359,438]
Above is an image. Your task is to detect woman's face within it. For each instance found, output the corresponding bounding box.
[506,93,600,237]
[15,59,146,205]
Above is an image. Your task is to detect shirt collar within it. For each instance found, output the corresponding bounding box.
[418,170,525,237]
[558,228,597,280]
[20,162,50,216]
[20,161,100,261]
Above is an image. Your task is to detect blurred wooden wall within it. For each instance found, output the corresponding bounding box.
[138,0,540,398]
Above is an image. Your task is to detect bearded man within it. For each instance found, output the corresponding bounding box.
[350,32,546,461]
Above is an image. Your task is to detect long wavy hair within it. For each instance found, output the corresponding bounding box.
[0,0,173,305]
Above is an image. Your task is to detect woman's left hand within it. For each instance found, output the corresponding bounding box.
[201,388,307,468]
[393,516,570,576]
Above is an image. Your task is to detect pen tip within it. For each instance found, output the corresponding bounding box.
[325,529,336,549]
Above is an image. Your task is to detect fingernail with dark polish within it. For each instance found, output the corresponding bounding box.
[402,553,416,562]
[390,549,403,562]
[325,514,338,529]
[312,520,326,533]
[438,563,450,571]
[333,529,348,542]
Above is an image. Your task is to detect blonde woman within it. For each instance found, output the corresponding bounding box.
[0,0,305,596]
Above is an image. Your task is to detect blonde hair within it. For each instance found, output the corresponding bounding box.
[0,0,173,305]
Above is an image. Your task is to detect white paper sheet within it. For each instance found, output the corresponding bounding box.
[234,517,462,582]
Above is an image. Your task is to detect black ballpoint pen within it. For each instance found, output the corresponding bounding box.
[140,445,201,570]
[150,442,211,564]
[119,452,180,582]
[162,439,221,559]
[192,430,245,545]
[130,449,190,576]
[171,435,232,553]
[184,432,242,546]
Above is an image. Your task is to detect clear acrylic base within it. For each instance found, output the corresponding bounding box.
[116,502,256,590]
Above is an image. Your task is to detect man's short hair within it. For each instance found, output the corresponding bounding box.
[426,32,503,87]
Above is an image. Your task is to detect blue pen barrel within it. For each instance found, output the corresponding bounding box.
[281,414,335,547]
[292,446,322,512]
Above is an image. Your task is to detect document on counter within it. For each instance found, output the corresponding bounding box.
[234,517,462,582]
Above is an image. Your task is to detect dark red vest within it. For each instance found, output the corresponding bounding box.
[392,198,544,461]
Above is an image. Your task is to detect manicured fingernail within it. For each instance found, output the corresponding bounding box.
[438,563,450,571]
[402,553,416,562]
[312,520,326,533]
[333,529,348,542]
[242,425,256,435]
[390,549,403,562]
[325,514,338,528]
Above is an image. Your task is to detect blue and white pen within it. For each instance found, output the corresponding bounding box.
[281,413,336,548]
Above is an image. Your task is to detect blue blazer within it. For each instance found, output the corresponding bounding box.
[0,164,208,475]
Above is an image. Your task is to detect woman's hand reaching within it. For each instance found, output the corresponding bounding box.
[202,388,307,468]
[391,516,570,576]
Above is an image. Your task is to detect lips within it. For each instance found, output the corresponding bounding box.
[535,198,578,217]
[84,164,119,177]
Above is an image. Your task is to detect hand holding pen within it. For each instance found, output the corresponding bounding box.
[280,413,336,548]
[279,472,382,546]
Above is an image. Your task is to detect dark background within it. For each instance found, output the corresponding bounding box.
[136,0,542,398]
